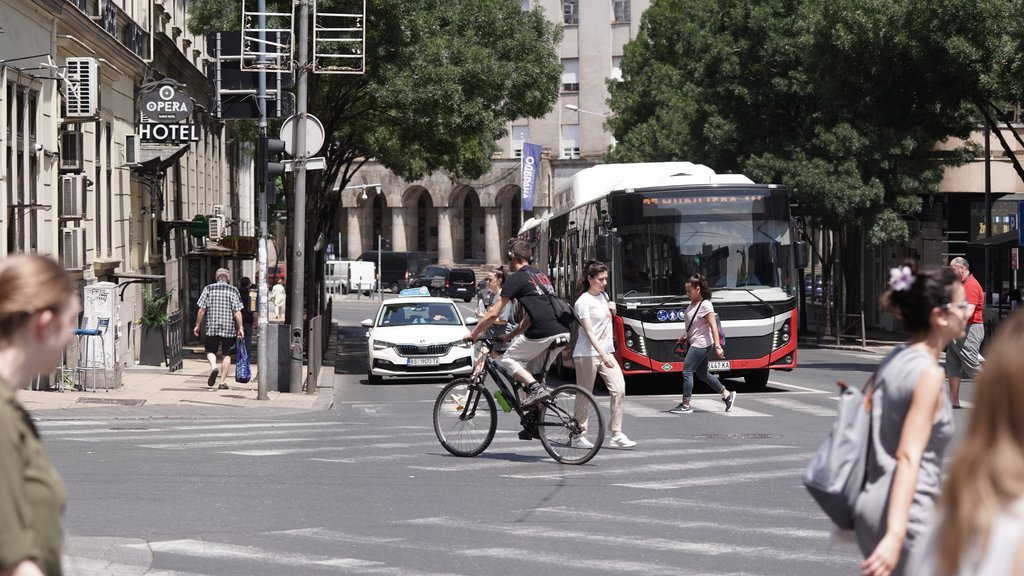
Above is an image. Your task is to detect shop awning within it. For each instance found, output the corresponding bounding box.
[968,231,1021,247]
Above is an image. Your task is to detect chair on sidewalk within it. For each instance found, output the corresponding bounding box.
[73,318,109,392]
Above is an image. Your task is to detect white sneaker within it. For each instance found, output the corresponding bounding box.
[609,434,637,449]
[570,435,595,449]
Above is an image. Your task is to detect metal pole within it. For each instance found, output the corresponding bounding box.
[378,234,383,300]
[255,0,269,400]
[984,119,992,303]
[289,0,310,393]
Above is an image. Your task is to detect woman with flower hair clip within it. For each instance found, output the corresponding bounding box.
[854,261,967,576]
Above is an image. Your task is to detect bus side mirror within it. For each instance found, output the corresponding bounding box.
[794,241,809,269]
[597,231,614,262]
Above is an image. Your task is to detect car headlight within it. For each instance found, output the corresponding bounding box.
[372,339,395,351]
[453,339,472,349]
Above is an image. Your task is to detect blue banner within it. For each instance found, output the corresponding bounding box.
[1019,201,1024,246]
[521,142,541,212]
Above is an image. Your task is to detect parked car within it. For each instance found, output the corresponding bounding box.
[409,265,450,296]
[361,292,478,384]
[446,268,477,302]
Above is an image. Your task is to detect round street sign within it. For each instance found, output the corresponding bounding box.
[280,114,325,158]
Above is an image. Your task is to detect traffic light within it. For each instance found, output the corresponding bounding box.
[266,137,286,179]
[257,133,288,205]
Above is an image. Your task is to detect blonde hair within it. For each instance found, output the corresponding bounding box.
[0,254,76,344]
[936,311,1024,574]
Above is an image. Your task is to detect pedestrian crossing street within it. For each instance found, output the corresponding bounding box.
[46,388,862,576]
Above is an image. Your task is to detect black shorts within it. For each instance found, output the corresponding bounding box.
[204,336,237,356]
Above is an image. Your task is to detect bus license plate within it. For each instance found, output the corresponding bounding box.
[409,358,439,366]
[708,360,730,372]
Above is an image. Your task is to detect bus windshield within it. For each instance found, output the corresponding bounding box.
[611,188,795,300]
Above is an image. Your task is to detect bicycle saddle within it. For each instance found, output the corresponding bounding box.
[549,336,569,349]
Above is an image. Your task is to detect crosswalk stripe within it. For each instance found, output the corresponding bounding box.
[127,539,382,569]
[688,398,769,417]
[47,421,343,437]
[614,467,804,489]
[55,429,378,443]
[405,516,848,565]
[463,548,691,575]
[502,445,796,479]
[622,402,677,417]
[629,497,821,520]
[753,397,837,417]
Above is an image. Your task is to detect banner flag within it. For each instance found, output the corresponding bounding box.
[521,142,541,212]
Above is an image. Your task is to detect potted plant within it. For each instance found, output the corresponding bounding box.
[138,285,171,366]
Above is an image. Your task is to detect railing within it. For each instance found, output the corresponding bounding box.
[167,311,184,372]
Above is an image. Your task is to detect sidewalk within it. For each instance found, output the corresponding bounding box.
[17,357,334,414]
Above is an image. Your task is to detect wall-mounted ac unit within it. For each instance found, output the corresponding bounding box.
[61,227,87,270]
[208,216,225,241]
[60,130,83,172]
[59,174,88,219]
[212,204,225,217]
[124,133,140,165]
[64,57,100,120]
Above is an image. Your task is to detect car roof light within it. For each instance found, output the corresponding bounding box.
[399,286,431,297]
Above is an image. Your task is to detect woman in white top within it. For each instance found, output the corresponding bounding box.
[572,260,637,449]
[670,273,735,414]
[906,310,1024,575]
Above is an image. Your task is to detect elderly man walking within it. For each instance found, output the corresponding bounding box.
[947,256,985,408]
[193,268,245,389]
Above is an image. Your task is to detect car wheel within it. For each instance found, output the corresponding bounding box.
[464,297,472,303]
[389,282,400,293]
[367,369,382,385]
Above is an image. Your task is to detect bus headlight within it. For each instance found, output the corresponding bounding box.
[622,326,647,355]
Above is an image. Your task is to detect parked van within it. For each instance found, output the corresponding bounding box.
[325,260,377,295]
[358,251,432,293]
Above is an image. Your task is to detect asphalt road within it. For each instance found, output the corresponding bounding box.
[41,298,975,575]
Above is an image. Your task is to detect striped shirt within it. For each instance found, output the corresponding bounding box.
[197,281,243,338]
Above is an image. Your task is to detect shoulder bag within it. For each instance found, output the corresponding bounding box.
[673,300,705,359]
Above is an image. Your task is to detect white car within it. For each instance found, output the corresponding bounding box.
[361,293,478,384]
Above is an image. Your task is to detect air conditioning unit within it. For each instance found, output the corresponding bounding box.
[124,133,140,165]
[60,130,83,172]
[212,204,225,217]
[64,57,99,120]
[208,215,225,240]
[59,174,88,219]
[61,227,87,270]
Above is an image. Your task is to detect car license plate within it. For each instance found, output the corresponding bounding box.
[708,360,730,372]
[456,288,467,292]
[408,358,439,366]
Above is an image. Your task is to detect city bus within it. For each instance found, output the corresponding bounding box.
[523,162,807,388]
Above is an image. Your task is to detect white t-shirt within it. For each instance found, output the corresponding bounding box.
[572,291,613,357]
[684,299,715,349]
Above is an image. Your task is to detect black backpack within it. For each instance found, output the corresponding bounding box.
[546,292,577,327]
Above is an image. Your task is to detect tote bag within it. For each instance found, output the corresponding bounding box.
[235,337,252,383]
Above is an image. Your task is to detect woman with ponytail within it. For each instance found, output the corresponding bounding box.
[669,273,735,414]
[571,260,637,449]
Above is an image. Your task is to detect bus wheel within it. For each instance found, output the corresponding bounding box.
[744,370,770,389]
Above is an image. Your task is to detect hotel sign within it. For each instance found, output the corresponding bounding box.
[138,83,200,143]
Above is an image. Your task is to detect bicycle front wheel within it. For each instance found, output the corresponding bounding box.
[433,378,497,457]
[538,384,604,464]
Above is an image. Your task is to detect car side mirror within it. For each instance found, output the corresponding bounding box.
[464,317,479,326]
[360,319,373,328]
[597,230,615,262]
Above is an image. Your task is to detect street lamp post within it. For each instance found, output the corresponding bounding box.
[564,104,609,118]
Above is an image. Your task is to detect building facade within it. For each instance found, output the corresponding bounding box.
[339,0,650,265]
[0,0,252,383]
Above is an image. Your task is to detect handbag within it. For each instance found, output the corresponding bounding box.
[801,372,879,530]
[674,300,706,359]
[235,337,252,383]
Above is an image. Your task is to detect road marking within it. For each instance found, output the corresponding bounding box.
[767,380,830,394]
[687,398,769,417]
[127,539,382,569]
[462,548,703,576]
[531,507,831,540]
[622,402,678,417]
[406,516,848,565]
[615,467,805,490]
[47,421,342,436]
[753,397,837,417]
[503,445,795,479]
[629,497,821,520]
[139,436,325,450]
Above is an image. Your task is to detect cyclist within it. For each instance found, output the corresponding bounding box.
[467,240,570,409]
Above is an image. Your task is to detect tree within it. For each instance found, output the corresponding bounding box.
[607,0,1024,316]
[189,0,562,317]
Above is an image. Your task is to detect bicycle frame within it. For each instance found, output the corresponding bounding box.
[470,338,557,418]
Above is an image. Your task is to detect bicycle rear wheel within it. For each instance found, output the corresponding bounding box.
[433,378,497,457]
[538,384,604,464]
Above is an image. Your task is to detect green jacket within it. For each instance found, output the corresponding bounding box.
[0,379,65,576]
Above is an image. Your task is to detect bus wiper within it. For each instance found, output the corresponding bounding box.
[716,287,775,314]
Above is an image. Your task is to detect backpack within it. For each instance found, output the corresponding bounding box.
[546,292,577,327]
[801,374,878,530]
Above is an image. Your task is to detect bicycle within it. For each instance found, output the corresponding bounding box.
[432,336,604,464]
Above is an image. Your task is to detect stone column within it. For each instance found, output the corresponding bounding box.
[391,207,407,252]
[437,207,454,265]
[484,207,500,266]
[346,207,362,259]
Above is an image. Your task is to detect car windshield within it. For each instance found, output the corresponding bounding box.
[611,188,795,299]
[422,266,447,277]
[379,302,461,326]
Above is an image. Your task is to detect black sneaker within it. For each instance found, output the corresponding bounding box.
[724,391,737,412]
[218,383,229,390]
[520,383,551,408]
[207,369,219,387]
[669,402,692,414]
